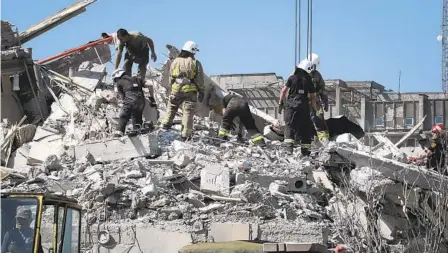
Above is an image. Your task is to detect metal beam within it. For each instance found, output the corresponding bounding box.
[19,0,96,44]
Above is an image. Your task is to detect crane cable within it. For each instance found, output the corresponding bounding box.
[307,0,313,63]
[296,0,313,66]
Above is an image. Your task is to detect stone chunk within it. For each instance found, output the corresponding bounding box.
[209,223,252,242]
[236,173,306,193]
[200,165,230,196]
[74,133,157,162]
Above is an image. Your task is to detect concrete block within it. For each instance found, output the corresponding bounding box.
[236,173,306,193]
[74,133,157,162]
[284,243,327,252]
[209,223,253,242]
[7,146,29,169]
[336,147,448,191]
[263,243,281,252]
[200,164,230,196]
[28,134,63,164]
[134,226,192,253]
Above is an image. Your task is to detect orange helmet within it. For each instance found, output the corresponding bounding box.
[432,124,444,135]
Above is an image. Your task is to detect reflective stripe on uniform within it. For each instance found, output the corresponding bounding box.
[317,131,329,140]
[317,107,324,114]
[284,138,295,144]
[301,143,312,148]
[251,135,265,143]
[171,83,197,93]
[218,128,231,137]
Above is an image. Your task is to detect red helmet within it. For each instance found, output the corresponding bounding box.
[432,124,444,134]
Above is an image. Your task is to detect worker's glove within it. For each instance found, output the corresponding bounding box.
[148,97,157,108]
[278,101,285,114]
[198,92,205,103]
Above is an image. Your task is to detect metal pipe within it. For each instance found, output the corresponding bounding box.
[37,36,113,64]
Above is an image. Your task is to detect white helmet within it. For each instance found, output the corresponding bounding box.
[112,68,126,80]
[297,59,313,74]
[182,41,199,54]
[306,53,320,68]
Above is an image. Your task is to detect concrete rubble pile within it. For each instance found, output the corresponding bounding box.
[3,47,448,253]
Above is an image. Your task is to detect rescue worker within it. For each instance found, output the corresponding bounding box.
[306,53,330,142]
[111,68,149,137]
[425,123,447,171]
[114,28,157,81]
[218,93,266,146]
[161,41,205,141]
[278,60,318,156]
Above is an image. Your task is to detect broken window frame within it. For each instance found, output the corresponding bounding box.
[375,117,384,127]
[404,117,415,128]
[435,115,443,124]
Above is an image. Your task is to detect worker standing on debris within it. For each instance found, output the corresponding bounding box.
[161,41,205,141]
[278,60,317,156]
[114,28,157,81]
[424,124,447,171]
[111,69,150,137]
[218,93,266,146]
[305,53,330,143]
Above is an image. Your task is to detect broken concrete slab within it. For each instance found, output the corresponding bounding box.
[28,131,63,165]
[236,173,306,193]
[200,164,230,196]
[209,223,254,242]
[71,63,106,92]
[7,145,29,169]
[336,147,448,191]
[74,133,158,162]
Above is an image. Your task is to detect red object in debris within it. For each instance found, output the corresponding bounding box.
[335,245,353,253]
[37,36,113,65]
[432,123,445,135]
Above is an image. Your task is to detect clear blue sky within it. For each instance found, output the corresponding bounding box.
[2,0,444,92]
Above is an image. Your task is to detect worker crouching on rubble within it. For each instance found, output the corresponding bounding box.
[218,93,266,146]
[306,53,330,143]
[111,69,148,137]
[278,60,317,156]
[424,123,447,171]
[114,28,157,81]
[161,41,205,141]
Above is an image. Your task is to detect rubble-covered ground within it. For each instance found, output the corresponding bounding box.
[2,55,448,252]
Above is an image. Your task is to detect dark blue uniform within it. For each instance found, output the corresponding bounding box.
[283,68,315,156]
[115,75,146,133]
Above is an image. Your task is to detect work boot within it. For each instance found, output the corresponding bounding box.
[282,142,294,155]
[161,124,171,131]
[113,130,124,138]
[301,148,311,157]
[253,139,266,147]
